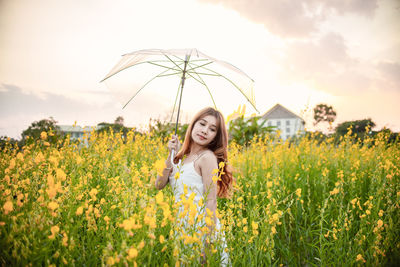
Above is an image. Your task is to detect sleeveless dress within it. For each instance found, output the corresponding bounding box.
[169,154,230,266]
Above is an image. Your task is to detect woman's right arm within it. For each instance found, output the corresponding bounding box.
[155,153,173,190]
[155,135,180,190]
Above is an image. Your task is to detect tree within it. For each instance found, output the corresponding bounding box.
[96,116,135,140]
[313,104,337,132]
[0,136,19,151]
[114,116,124,126]
[228,115,275,146]
[335,118,376,141]
[148,118,188,141]
[20,117,63,146]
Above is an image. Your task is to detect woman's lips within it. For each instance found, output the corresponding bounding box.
[198,134,206,140]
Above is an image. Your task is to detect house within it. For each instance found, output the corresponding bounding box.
[261,104,305,141]
[58,125,102,141]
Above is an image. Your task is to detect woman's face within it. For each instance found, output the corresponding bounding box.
[191,115,218,147]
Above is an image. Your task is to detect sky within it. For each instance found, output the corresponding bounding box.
[1,0,399,139]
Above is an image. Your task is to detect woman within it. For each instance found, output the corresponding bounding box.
[155,107,233,266]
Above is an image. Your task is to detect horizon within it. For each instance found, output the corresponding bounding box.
[6,101,393,142]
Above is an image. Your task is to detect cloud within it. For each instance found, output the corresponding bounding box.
[377,61,400,86]
[284,32,352,76]
[200,0,378,38]
[278,32,387,95]
[0,83,174,139]
[0,83,109,138]
[0,84,102,117]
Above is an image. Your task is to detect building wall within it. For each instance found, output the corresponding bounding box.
[265,118,305,140]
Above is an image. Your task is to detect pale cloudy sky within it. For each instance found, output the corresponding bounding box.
[1,0,399,139]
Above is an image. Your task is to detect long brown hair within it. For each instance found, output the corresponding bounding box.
[175,107,233,198]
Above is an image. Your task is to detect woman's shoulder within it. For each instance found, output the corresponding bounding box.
[197,150,217,165]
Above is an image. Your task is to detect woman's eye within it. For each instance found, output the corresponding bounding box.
[200,122,205,126]
[210,128,216,132]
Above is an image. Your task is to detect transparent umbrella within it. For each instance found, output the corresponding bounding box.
[100,48,258,134]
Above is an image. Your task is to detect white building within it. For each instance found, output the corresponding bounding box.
[261,104,305,141]
[58,125,102,141]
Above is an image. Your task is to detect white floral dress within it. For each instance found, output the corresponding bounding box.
[169,156,230,266]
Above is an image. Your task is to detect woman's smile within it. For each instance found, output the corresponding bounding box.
[197,134,206,140]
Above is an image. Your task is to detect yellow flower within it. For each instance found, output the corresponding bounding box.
[3,201,13,215]
[159,235,165,244]
[56,169,67,181]
[94,208,100,218]
[106,257,115,265]
[295,188,302,198]
[329,187,339,195]
[8,158,16,170]
[155,191,164,205]
[48,225,60,239]
[48,201,59,211]
[252,221,258,231]
[89,188,98,200]
[377,219,383,228]
[16,152,24,161]
[40,131,47,140]
[174,171,180,180]
[219,161,225,169]
[62,233,68,247]
[127,247,138,259]
[138,240,145,249]
[271,226,277,234]
[205,217,213,226]
[154,159,166,176]
[271,213,279,222]
[356,254,365,262]
[76,206,83,216]
[46,187,57,199]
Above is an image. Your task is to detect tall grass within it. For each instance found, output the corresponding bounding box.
[0,130,399,266]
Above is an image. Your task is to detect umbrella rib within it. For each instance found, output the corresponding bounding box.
[187,71,221,77]
[188,63,259,113]
[122,68,177,109]
[185,61,214,72]
[163,54,185,72]
[185,63,217,108]
[101,60,183,82]
[146,61,184,72]
[157,71,184,77]
[170,54,208,63]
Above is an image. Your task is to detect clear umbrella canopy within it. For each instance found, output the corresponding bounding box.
[101,48,257,124]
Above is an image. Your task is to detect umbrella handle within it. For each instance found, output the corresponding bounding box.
[170,149,181,167]
[170,149,175,166]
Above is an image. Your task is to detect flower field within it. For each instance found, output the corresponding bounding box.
[1,130,399,266]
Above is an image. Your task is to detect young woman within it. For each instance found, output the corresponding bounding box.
[155,107,233,266]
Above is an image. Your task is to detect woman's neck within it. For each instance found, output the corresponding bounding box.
[189,143,207,156]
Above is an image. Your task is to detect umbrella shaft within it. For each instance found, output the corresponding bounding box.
[175,55,189,135]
